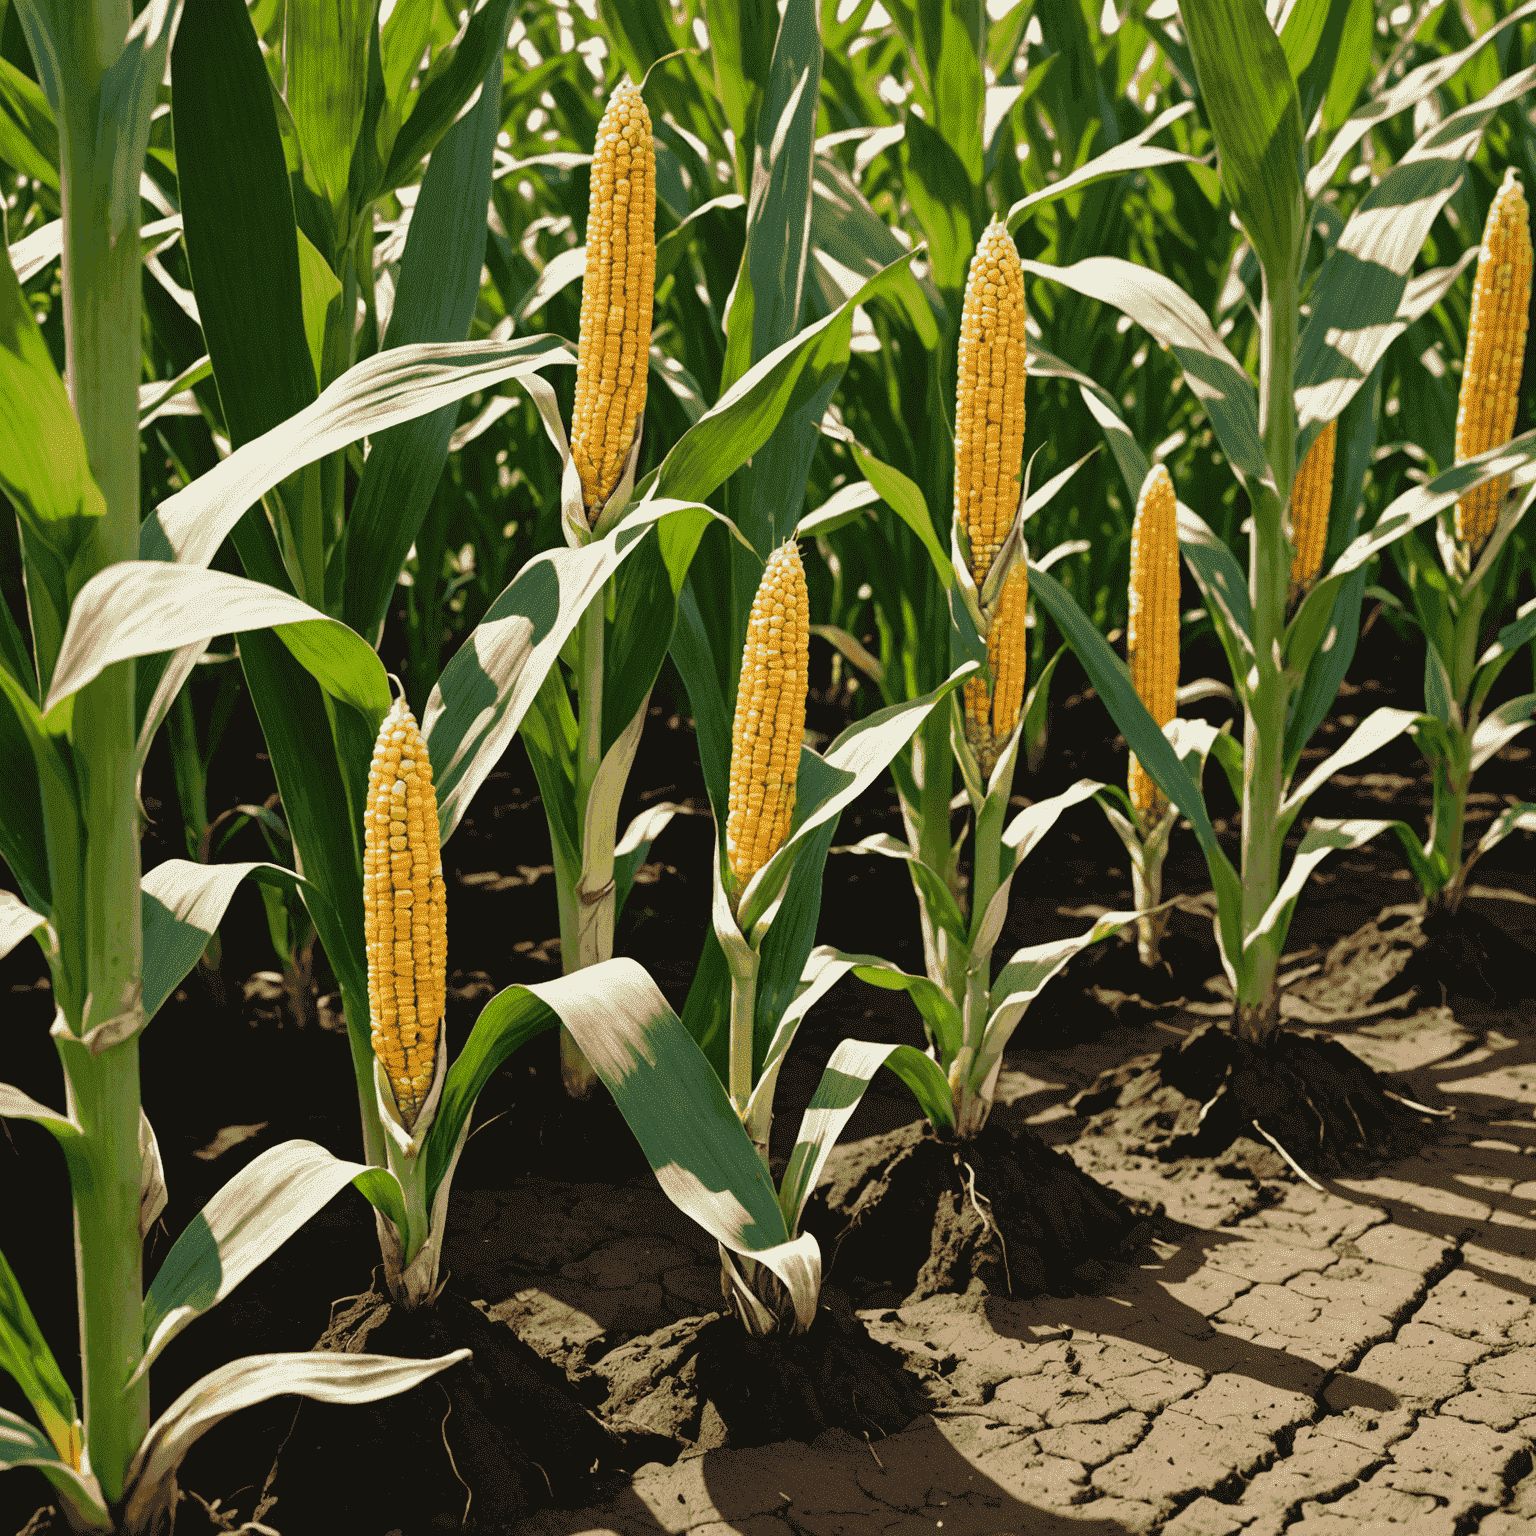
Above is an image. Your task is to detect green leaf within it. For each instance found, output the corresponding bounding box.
[1248,817,1395,956]
[43,564,390,725]
[900,108,976,295]
[1019,253,1266,486]
[706,0,776,179]
[1277,706,1419,838]
[1179,0,1306,285]
[1027,561,1244,961]
[0,53,57,190]
[0,219,104,671]
[285,0,371,215]
[340,43,502,644]
[122,1350,469,1535]
[0,1242,76,1467]
[1469,695,1536,775]
[778,1036,953,1235]
[97,0,177,248]
[0,1410,108,1532]
[140,858,354,1024]
[141,337,575,570]
[719,0,821,391]
[139,1140,384,1381]
[849,443,951,585]
[295,231,341,395]
[1295,63,1536,437]
[1278,0,1354,138]
[378,0,516,195]
[0,670,50,911]
[1003,102,1201,230]
[171,0,318,443]
[1307,0,1536,195]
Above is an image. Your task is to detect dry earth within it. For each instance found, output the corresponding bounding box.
[424,968,1536,1536]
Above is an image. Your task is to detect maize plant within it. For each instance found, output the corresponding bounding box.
[819,223,1155,1142]
[1092,465,1227,972]
[0,4,464,1528]
[1376,168,1536,918]
[1021,0,1536,1046]
[492,543,972,1337]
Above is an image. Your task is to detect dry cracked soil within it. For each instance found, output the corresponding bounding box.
[457,1000,1536,1536]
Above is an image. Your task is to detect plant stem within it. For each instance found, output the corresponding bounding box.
[728,956,760,1148]
[910,709,957,992]
[1236,263,1298,1044]
[1132,839,1167,968]
[50,0,150,1502]
[560,593,606,1097]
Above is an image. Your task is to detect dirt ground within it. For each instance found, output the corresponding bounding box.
[3,615,1534,1534]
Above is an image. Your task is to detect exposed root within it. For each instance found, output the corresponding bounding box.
[1251,1119,1326,1192]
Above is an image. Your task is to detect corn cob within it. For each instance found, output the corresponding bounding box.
[726,542,809,895]
[955,218,1028,589]
[1127,464,1179,828]
[364,697,447,1131]
[1288,417,1336,604]
[570,78,656,522]
[1454,165,1532,564]
[963,561,1029,779]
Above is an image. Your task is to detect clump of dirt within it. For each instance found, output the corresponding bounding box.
[798,1117,1156,1307]
[1071,1020,1438,1175]
[581,1287,931,1451]
[1289,900,1536,1017]
[257,1288,671,1535]
[1025,918,1221,1045]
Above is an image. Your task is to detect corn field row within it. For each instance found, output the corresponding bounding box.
[1,0,1534,1530]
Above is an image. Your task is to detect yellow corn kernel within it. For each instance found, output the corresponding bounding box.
[1127,464,1179,828]
[364,697,447,1131]
[726,541,809,896]
[570,78,656,523]
[1455,166,1532,563]
[954,217,1028,589]
[963,561,1029,780]
[1288,418,1336,604]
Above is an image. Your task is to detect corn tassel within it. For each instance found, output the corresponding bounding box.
[570,78,656,522]
[1127,464,1179,828]
[364,698,447,1132]
[1288,417,1335,604]
[1454,165,1532,565]
[726,541,809,896]
[955,217,1028,590]
[963,562,1029,779]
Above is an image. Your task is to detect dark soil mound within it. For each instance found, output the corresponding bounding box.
[1072,1021,1439,1175]
[257,1288,671,1536]
[1030,926,1214,1034]
[583,1287,930,1451]
[1286,900,1536,1018]
[799,1118,1155,1307]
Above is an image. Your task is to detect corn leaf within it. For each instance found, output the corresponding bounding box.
[1469,695,1536,775]
[340,42,503,645]
[141,336,575,570]
[43,565,390,725]
[0,1243,77,1465]
[1027,562,1246,970]
[1307,0,1536,196]
[980,908,1144,1074]
[1003,102,1201,230]
[285,0,371,216]
[0,890,46,963]
[1019,254,1267,487]
[1247,817,1396,956]
[0,218,104,690]
[1475,802,1536,857]
[0,1411,108,1532]
[1278,0,1355,137]
[138,1140,391,1381]
[171,0,318,440]
[377,0,516,195]
[97,0,176,248]
[1294,62,1536,437]
[140,858,356,1026]
[0,661,71,913]
[121,1349,469,1535]
[0,54,57,192]
[719,0,820,392]
[777,1036,954,1235]
[1179,0,1305,289]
